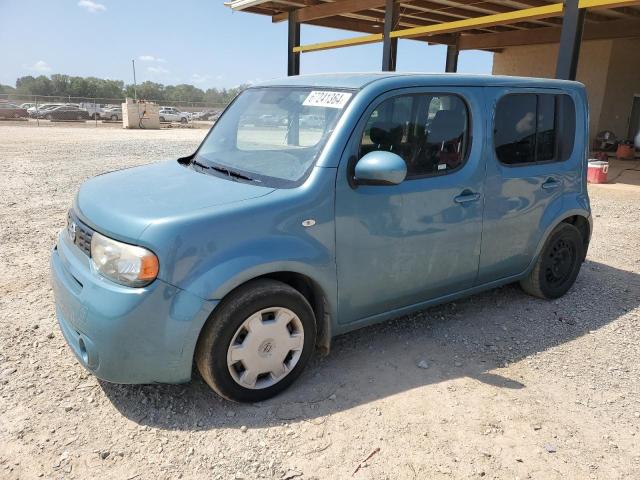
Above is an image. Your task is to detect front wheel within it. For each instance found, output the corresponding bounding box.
[180,117,188,124]
[195,279,316,402]
[159,116,165,123]
[520,223,584,299]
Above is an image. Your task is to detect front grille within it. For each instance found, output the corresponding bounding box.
[67,210,94,257]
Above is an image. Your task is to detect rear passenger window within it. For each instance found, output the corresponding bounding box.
[359,93,470,178]
[495,93,575,165]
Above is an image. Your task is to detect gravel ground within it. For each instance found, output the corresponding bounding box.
[1,125,639,480]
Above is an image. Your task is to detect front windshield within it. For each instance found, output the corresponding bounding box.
[194,87,354,187]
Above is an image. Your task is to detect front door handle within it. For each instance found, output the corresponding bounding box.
[541,178,561,190]
[454,191,481,204]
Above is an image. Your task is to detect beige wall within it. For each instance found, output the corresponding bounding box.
[599,38,640,139]
[492,38,640,142]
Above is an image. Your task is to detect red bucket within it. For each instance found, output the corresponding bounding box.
[587,160,609,184]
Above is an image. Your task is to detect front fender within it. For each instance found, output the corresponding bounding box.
[195,236,336,303]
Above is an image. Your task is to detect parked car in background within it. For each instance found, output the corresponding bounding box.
[194,110,221,121]
[256,113,287,127]
[0,102,29,119]
[79,103,105,120]
[300,114,324,129]
[159,107,189,123]
[41,105,90,121]
[52,74,591,402]
[29,103,62,117]
[102,106,122,121]
[20,103,36,110]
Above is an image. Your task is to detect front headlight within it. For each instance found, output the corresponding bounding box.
[90,232,159,287]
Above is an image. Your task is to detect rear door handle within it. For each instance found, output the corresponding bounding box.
[454,191,481,204]
[541,178,561,190]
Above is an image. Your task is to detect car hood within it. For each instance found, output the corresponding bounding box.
[75,160,275,242]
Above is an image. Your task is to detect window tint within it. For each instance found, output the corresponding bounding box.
[495,93,575,165]
[359,93,470,178]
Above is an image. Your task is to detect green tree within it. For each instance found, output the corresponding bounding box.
[165,84,205,104]
[124,81,165,101]
[16,75,54,96]
[50,74,71,96]
[0,84,16,94]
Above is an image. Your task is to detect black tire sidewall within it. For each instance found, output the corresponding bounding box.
[198,281,316,402]
[538,224,584,299]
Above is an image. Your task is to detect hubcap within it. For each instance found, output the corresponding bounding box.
[226,307,304,390]
[544,238,575,287]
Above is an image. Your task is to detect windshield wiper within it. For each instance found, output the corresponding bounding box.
[190,157,257,182]
[209,164,256,182]
[190,159,210,170]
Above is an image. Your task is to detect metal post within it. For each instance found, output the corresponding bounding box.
[382,0,399,71]
[555,0,585,80]
[132,59,138,100]
[445,43,459,73]
[288,11,300,76]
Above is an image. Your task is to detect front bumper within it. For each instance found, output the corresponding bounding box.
[50,230,217,384]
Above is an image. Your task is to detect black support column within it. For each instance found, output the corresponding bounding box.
[382,0,399,71]
[445,38,459,73]
[288,11,300,76]
[555,0,585,80]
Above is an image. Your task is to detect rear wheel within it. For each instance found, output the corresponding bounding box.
[195,279,316,402]
[45,114,52,120]
[180,117,188,124]
[159,116,165,123]
[520,223,584,299]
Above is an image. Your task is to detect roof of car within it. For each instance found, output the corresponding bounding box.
[255,72,583,90]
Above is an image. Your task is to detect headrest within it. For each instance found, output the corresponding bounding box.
[369,122,404,146]
[429,110,465,143]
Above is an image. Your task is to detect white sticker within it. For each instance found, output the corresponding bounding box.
[303,91,352,109]
[437,164,447,171]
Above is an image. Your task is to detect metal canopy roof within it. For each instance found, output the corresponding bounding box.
[225,0,640,51]
[255,71,583,88]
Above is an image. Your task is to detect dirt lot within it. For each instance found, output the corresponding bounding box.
[1,125,639,480]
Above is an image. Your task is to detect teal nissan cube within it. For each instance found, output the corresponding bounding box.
[51,73,592,402]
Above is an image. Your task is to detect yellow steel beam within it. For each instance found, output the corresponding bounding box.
[579,0,640,8]
[293,0,640,53]
[293,33,383,53]
[388,4,562,39]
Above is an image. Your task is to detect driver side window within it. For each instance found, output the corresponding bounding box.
[359,93,470,178]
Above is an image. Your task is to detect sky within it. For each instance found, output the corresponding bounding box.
[0,0,494,89]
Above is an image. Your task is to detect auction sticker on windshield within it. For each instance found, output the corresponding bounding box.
[303,91,352,109]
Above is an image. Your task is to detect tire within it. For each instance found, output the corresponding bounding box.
[180,117,188,124]
[159,116,165,123]
[77,114,83,120]
[111,115,118,121]
[195,279,316,402]
[520,223,584,299]
[46,114,52,120]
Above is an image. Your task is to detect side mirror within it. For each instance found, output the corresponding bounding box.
[354,151,407,186]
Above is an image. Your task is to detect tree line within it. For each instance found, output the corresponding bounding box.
[0,74,248,105]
